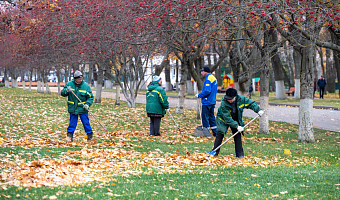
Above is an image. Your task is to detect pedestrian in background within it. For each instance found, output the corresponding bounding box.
[317,75,327,99]
[61,70,94,142]
[195,66,218,136]
[212,88,264,158]
[146,76,169,136]
[248,84,253,99]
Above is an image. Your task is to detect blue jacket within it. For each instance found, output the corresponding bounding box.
[198,73,218,105]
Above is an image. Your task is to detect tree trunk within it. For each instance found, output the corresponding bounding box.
[164,59,172,91]
[37,80,41,93]
[293,49,302,99]
[270,69,275,92]
[325,48,336,93]
[329,29,340,97]
[21,73,26,91]
[298,40,315,143]
[317,47,326,77]
[67,66,71,82]
[230,49,240,89]
[115,83,121,105]
[175,59,180,92]
[259,26,271,134]
[176,62,187,114]
[56,68,61,95]
[259,64,270,134]
[45,76,51,95]
[213,52,222,86]
[105,79,112,89]
[11,69,18,88]
[4,68,9,88]
[95,65,103,103]
[88,63,93,87]
[269,28,287,99]
[41,81,45,93]
[186,68,194,95]
[29,69,33,92]
[286,43,295,89]
[93,65,98,88]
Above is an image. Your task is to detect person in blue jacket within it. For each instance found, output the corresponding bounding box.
[195,66,218,136]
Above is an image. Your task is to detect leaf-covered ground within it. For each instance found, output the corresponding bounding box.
[0,88,339,199]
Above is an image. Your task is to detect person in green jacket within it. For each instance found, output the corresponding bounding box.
[146,76,169,136]
[61,70,94,142]
[212,88,264,157]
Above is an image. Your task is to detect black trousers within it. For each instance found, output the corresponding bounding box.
[319,87,325,99]
[150,117,162,136]
[212,128,244,157]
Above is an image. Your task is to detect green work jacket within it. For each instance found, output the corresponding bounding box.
[61,80,94,115]
[146,82,169,116]
[216,94,261,134]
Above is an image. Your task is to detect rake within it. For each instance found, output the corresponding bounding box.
[208,114,260,156]
[167,109,182,134]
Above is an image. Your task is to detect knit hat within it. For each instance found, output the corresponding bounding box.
[200,66,211,73]
[74,70,83,79]
[152,76,161,83]
[224,88,238,100]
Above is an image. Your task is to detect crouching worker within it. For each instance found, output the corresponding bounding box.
[212,88,264,158]
[61,70,94,142]
[146,76,169,136]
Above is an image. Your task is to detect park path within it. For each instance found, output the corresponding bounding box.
[32,87,340,132]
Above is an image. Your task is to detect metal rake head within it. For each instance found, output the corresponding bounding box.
[207,150,217,156]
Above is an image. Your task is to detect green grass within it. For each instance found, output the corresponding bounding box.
[2,166,339,199]
[0,87,339,199]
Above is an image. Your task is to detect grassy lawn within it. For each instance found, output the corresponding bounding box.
[0,88,339,199]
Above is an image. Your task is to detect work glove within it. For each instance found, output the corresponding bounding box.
[195,94,199,98]
[83,104,89,110]
[237,126,244,132]
[66,86,72,92]
[258,110,264,117]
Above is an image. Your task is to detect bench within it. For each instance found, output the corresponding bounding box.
[286,87,295,96]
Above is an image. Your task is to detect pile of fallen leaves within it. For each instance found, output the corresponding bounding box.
[0,145,318,187]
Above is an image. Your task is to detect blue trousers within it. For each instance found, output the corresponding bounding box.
[201,104,217,134]
[67,113,93,133]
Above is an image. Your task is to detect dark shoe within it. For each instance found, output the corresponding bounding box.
[237,155,244,158]
[87,132,93,141]
[66,132,73,142]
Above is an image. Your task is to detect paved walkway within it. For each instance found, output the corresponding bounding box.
[32,87,340,132]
